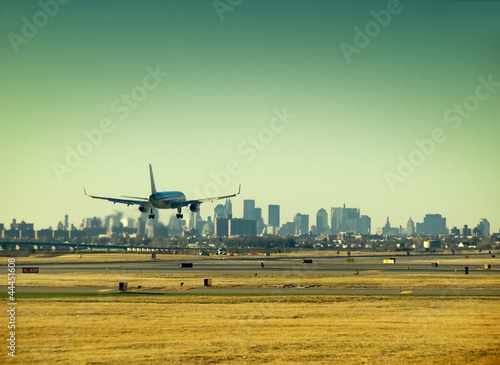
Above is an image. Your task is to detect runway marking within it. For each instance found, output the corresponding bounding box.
[400,291,413,294]
[98,289,112,292]
[367,270,381,273]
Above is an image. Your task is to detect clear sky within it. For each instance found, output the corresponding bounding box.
[1,0,499,232]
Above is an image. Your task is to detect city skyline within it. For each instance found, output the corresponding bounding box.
[1,1,499,232]
[1,199,496,237]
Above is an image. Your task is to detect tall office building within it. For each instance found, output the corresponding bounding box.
[224,199,232,217]
[243,200,256,220]
[229,218,257,236]
[330,207,343,234]
[294,213,309,235]
[268,205,280,228]
[461,224,472,236]
[255,207,265,234]
[474,218,490,237]
[406,217,415,236]
[359,215,371,235]
[316,208,328,234]
[214,204,226,219]
[419,214,447,235]
[330,204,369,234]
[214,218,229,237]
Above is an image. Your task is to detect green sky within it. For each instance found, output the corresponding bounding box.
[0,0,499,232]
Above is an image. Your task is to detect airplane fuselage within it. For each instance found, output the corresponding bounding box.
[149,191,186,209]
[85,164,240,220]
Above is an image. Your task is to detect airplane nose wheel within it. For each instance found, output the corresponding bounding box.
[176,208,183,219]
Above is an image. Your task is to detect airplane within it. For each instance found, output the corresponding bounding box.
[84,164,241,219]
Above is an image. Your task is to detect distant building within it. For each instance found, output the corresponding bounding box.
[450,226,460,236]
[294,213,309,235]
[461,224,472,237]
[330,204,370,234]
[316,208,328,235]
[214,218,229,237]
[417,214,447,235]
[255,207,265,234]
[229,218,257,236]
[201,216,214,236]
[359,215,371,235]
[268,204,280,228]
[215,217,256,237]
[225,199,233,217]
[10,219,34,231]
[214,204,226,219]
[474,218,490,237]
[382,217,399,237]
[424,240,442,250]
[331,207,343,234]
[279,222,295,236]
[243,200,256,220]
[406,217,415,236]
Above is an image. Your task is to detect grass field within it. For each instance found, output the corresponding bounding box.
[1,295,499,364]
[1,253,499,363]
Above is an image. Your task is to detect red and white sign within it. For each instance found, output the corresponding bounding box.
[22,267,39,273]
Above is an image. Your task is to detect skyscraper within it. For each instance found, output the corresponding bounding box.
[268,204,280,228]
[316,208,328,234]
[420,214,447,235]
[214,204,226,219]
[359,215,371,235]
[474,218,490,237]
[406,217,415,236]
[294,213,309,235]
[243,200,256,220]
[224,199,232,217]
[330,207,343,234]
[330,204,368,234]
[255,207,265,234]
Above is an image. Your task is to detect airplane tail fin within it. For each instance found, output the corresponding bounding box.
[149,164,157,194]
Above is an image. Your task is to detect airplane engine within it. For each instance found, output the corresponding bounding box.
[189,203,200,212]
[139,206,149,213]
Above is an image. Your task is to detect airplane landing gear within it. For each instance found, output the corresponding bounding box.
[149,209,155,219]
[176,208,183,219]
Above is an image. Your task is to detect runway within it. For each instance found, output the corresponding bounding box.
[14,285,500,296]
[6,253,499,296]
[9,253,500,275]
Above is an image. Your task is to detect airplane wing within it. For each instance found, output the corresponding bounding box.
[171,184,241,208]
[83,187,150,207]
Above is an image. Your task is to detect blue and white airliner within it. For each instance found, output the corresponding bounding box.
[84,164,240,219]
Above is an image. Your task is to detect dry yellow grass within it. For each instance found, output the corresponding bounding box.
[1,295,499,364]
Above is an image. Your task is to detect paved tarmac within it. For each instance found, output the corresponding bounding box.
[5,253,499,296]
[14,285,500,296]
[6,253,500,275]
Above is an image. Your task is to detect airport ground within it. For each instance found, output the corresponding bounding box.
[1,251,499,364]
